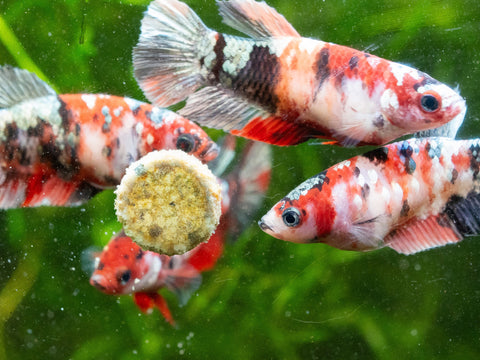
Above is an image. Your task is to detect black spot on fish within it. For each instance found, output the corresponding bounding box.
[373,115,385,128]
[400,142,416,174]
[442,192,480,236]
[27,120,45,137]
[230,44,280,113]
[314,47,330,89]
[361,184,370,199]
[97,261,104,270]
[102,146,112,157]
[210,33,226,83]
[354,166,361,177]
[123,254,129,260]
[451,168,458,184]
[413,75,440,92]
[58,96,72,133]
[136,249,144,260]
[349,55,359,70]
[362,147,388,163]
[5,123,18,141]
[400,200,410,217]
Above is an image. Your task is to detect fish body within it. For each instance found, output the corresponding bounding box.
[90,138,272,322]
[0,66,218,208]
[134,0,466,146]
[259,137,480,255]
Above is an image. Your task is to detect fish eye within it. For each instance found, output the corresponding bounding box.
[282,207,301,227]
[420,91,441,113]
[117,269,131,285]
[176,134,197,153]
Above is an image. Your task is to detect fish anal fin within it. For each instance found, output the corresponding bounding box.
[385,214,462,255]
[217,0,300,38]
[164,257,202,306]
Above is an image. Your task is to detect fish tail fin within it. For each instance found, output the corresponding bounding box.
[227,141,273,237]
[163,255,202,306]
[133,0,212,107]
[134,292,176,326]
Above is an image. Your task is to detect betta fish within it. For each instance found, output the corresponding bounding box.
[0,65,218,208]
[133,0,466,147]
[89,138,272,324]
[260,137,480,255]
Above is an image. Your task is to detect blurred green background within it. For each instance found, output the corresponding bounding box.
[1,0,480,359]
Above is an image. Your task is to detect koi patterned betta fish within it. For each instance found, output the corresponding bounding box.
[259,137,480,255]
[0,66,218,208]
[133,0,466,147]
[89,138,272,324]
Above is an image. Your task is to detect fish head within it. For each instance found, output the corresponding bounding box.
[163,115,219,163]
[258,173,335,243]
[380,64,466,134]
[89,233,150,295]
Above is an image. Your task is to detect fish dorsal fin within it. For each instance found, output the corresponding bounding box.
[217,0,300,38]
[0,66,56,108]
[180,85,313,145]
[387,191,480,255]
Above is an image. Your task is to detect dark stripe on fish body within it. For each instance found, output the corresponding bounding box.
[210,33,226,83]
[230,45,280,113]
[442,192,480,236]
[314,47,330,89]
[349,56,359,70]
[469,143,480,179]
[362,147,389,164]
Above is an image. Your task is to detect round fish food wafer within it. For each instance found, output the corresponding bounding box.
[115,149,221,255]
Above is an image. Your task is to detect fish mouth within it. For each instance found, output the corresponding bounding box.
[258,219,273,232]
[90,276,107,291]
[200,142,219,163]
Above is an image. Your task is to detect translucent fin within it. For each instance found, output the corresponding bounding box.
[0,65,56,108]
[414,106,466,139]
[133,0,211,107]
[385,215,462,255]
[164,256,202,306]
[230,141,272,232]
[217,0,300,38]
[180,86,313,145]
[208,135,237,177]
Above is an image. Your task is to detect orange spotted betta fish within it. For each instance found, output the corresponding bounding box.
[133,0,466,147]
[0,66,218,208]
[259,137,480,255]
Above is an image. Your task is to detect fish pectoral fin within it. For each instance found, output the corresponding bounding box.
[164,258,202,307]
[385,215,462,255]
[217,0,300,38]
[180,86,314,146]
[133,292,176,326]
[0,66,56,108]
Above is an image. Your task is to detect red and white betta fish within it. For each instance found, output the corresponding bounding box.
[89,139,272,324]
[0,66,218,208]
[259,137,480,255]
[133,0,466,147]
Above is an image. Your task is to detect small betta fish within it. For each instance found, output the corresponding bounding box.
[89,138,272,324]
[259,137,480,255]
[0,66,218,208]
[133,0,466,147]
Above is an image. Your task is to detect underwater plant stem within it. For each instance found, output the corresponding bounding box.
[0,243,43,359]
[0,14,55,89]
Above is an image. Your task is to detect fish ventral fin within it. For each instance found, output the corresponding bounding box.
[133,0,211,107]
[0,65,56,108]
[217,0,300,38]
[385,192,480,255]
[180,86,312,145]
